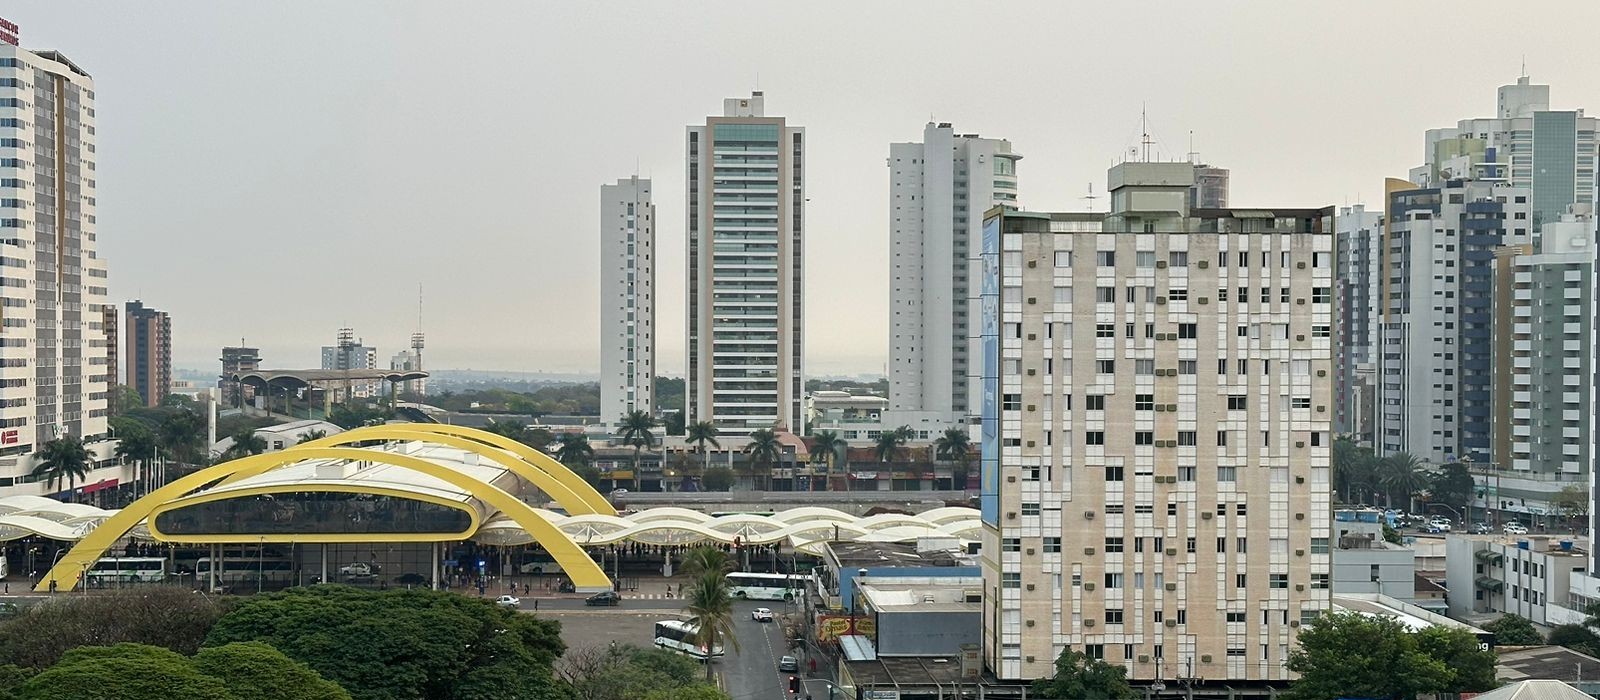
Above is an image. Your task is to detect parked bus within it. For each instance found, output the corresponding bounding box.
[517,555,564,576]
[654,620,724,660]
[85,557,166,585]
[726,572,807,601]
[196,557,294,589]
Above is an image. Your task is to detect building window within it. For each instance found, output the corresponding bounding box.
[1086,394,1105,410]
[1002,537,1021,552]
[1178,323,1197,339]
[1086,644,1104,660]
[1313,287,1331,304]
[1055,251,1072,267]
[1103,573,1123,590]
[1178,360,1196,375]
[1236,574,1248,588]
[1311,537,1329,554]
[1096,251,1115,267]
[1178,431,1197,446]
[1169,251,1188,267]
[1228,396,1247,410]
[1021,503,1041,516]
[1178,466,1196,481]
[1002,573,1020,589]
[1097,360,1116,375]
[1311,573,1329,589]
[1106,466,1124,481]
[1105,537,1124,553]
[1292,397,1311,409]
[1086,432,1105,446]
[1096,323,1115,338]
[1270,574,1288,589]
[1137,251,1156,268]
[1105,608,1124,624]
[1135,359,1154,375]
[1044,537,1061,553]
[1135,431,1154,446]
[1170,289,1189,302]
[1187,537,1197,554]
[1136,394,1154,411]
[1226,612,1246,623]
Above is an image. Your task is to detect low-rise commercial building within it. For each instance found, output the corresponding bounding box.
[858,577,983,656]
[1331,508,1416,602]
[1445,534,1590,628]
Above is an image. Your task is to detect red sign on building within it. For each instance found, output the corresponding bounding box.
[1,429,18,446]
[0,18,17,47]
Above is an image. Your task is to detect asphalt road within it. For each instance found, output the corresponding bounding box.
[723,600,803,700]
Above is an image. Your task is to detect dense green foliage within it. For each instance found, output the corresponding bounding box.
[702,466,734,491]
[17,644,233,700]
[1430,462,1477,513]
[409,384,602,417]
[562,644,728,700]
[1029,648,1137,699]
[0,588,230,670]
[192,642,351,700]
[1286,610,1495,699]
[1481,614,1543,646]
[1549,624,1600,656]
[29,436,91,492]
[204,586,566,700]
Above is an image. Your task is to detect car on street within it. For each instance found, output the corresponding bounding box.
[778,656,799,672]
[610,488,630,499]
[1503,523,1529,535]
[495,595,521,609]
[339,562,377,579]
[1471,523,1492,535]
[1427,518,1453,533]
[751,607,774,622]
[585,590,621,606]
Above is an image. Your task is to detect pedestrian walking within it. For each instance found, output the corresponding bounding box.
[533,599,539,610]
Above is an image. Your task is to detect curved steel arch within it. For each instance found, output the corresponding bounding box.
[216,427,599,516]
[35,448,612,593]
[373,424,615,516]
[146,484,484,543]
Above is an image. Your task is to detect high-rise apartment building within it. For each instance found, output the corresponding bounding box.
[1411,75,1597,233]
[1190,164,1230,209]
[886,123,1020,432]
[1488,207,1593,507]
[1333,204,1383,444]
[321,328,379,399]
[686,92,804,433]
[102,305,118,414]
[124,301,171,408]
[1377,178,1531,463]
[980,162,1333,685]
[0,43,110,466]
[601,176,654,425]
[220,345,260,407]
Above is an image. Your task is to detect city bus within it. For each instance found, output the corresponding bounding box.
[196,557,294,590]
[85,557,167,586]
[726,572,808,601]
[653,620,724,660]
[517,554,564,576]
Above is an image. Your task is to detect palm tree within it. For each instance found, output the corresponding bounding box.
[222,428,268,462]
[115,427,159,495]
[555,433,595,466]
[617,410,657,491]
[158,411,205,466]
[682,545,734,578]
[810,430,847,492]
[1380,452,1431,512]
[483,418,531,444]
[874,428,907,465]
[683,571,739,682]
[31,436,91,495]
[686,421,721,472]
[296,429,328,445]
[934,427,972,488]
[745,429,783,491]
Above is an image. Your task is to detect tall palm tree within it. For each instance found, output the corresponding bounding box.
[745,429,783,491]
[811,430,848,492]
[158,411,206,466]
[686,421,721,472]
[683,571,739,681]
[32,436,91,495]
[115,427,159,496]
[296,429,328,445]
[682,545,734,578]
[222,428,268,462]
[617,410,657,491]
[555,433,595,466]
[874,428,907,465]
[934,427,972,488]
[1380,452,1431,512]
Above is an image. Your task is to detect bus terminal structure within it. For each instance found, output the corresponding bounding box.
[0,423,979,594]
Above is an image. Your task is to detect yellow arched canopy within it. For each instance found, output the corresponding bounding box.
[35,447,612,593]
[388,424,614,516]
[217,427,604,516]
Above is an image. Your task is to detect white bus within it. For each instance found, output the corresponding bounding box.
[196,557,294,589]
[517,555,564,576]
[726,572,807,601]
[654,620,724,660]
[86,557,166,585]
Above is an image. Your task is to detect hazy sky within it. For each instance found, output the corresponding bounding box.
[12,2,1600,375]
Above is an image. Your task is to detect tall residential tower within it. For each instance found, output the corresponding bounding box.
[886,123,1019,433]
[686,92,804,433]
[981,162,1333,685]
[124,301,171,408]
[600,176,655,425]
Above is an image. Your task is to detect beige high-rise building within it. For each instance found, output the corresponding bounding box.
[978,162,1334,687]
[685,92,805,433]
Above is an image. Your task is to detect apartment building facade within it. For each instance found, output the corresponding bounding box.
[980,162,1333,686]
[600,176,655,426]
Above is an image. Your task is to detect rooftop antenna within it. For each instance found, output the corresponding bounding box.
[1140,103,1154,162]
[1187,130,1198,164]
[1521,54,1527,79]
[1081,182,1099,211]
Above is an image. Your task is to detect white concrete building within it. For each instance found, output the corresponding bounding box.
[1411,75,1598,234]
[0,44,113,492]
[600,176,654,426]
[1333,205,1383,444]
[686,92,804,433]
[320,328,379,399]
[979,162,1334,685]
[388,349,426,396]
[886,123,1019,435]
[1377,179,1531,463]
[1444,534,1589,628]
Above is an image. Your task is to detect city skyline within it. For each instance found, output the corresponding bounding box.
[9,2,1600,375]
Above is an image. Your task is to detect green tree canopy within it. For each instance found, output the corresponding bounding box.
[29,436,91,493]
[1549,624,1600,657]
[701,466,734,492]
[1028,648,1137,699]
[1430,462,1477,513]
[1415,626,1498,693]
[1481,614,1543,646]
[563,644,727,700]
[203,586,565,700]
[0,588,228,670]
[1285,610,1452,700]
[191,642,350,700]
[18,644,235,700]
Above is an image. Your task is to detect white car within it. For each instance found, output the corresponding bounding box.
[338,562,374,577]
[751,607,774,622]
[495,595,521,609]
[1503,523,1529,535]
[1427,519,1452,532]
